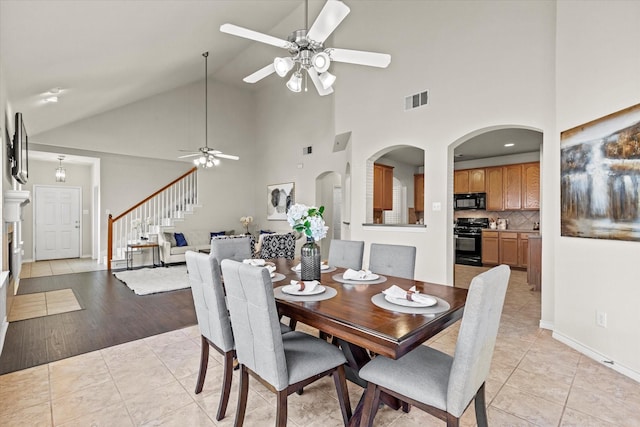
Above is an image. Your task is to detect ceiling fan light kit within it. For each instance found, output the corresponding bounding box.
[177,52,239,167]
[220,0,391,96]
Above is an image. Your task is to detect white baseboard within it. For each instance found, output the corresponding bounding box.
[539,320,554,330]
[0,316,8,358]
[552,330,640,383]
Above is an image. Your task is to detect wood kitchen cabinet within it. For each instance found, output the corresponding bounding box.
[499,232,519,267]
[454,168,485,194]
[522,162,540,210]
[482,230,534,268]
[528,235,542,290]
[481,231,500,265]
[485,167,504,211]
[414,174,424,212]
[503,164,522,210]
[374,163,394,211]
[484,162,540,211]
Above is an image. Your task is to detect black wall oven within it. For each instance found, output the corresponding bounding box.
[454,217,489,266]
[454,193,486,210]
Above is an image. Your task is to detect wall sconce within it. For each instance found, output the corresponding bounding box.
[55,156,66,182]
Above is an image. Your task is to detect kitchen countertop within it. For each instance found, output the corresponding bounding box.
[482,228,540,234]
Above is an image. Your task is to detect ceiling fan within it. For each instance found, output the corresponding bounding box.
[179,52,239,167]
[220,0,391,96]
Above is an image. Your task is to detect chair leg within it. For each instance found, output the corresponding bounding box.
[446,413,460,427]
[332,366,352,425]
[360,382,381,427]
[235,365,249,427]
[194,335,209,394]
[276,389,288,427]
[474,382,488,427]
[216,350,234,421]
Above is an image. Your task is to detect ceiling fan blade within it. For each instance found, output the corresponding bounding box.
[307,1,350,44]
[220,23,293,49]
[328,48,391,68]
[307,68,334,96]
[244,63,276,83]
[178,153,201,159]
[214,153,240,160]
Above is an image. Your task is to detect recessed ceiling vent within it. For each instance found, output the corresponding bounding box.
[405,90,429,111]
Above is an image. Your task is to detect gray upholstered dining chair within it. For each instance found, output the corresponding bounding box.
[185,251,235,421]
[368,243,416,279]
[210,236,252,263]
[220,259,352,427]
[328,239,365,270]
[358,264,511,427]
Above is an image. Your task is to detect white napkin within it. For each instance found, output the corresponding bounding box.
[343,268,373,280]
[288,279,319,293]
[293,262,328,271]
[265,265,276,275]
[243,259,265,266]
[383,285,434,304]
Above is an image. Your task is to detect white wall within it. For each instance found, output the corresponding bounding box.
[554,0,640,377]
[33,77,258,257]
[333,1,556,284]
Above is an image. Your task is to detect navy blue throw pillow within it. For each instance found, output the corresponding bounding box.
[210,231,226,240]
[174,232,188,247]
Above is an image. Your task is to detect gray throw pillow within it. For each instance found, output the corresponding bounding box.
[163,232,177,246]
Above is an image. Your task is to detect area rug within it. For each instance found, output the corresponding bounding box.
[114,265,190,295]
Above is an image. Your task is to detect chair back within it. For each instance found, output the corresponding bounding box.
[210,236,252,262]
[185,251,234,352]
[328,239,365,270]
[220,259,289,391]
[258,232,296,259]
[446,264,510,417]
[368,243,416,279]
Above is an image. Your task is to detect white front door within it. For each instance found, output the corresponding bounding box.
[35,186,81,260]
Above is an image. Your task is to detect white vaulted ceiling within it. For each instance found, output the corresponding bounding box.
[0,0,317,136]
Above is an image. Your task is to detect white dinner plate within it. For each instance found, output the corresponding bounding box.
[345,273,379,281]
[292,264,330,272]
[384,294,437,308]
[282,284,326,296]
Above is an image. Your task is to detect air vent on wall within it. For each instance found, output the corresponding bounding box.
[404,90,429,111]
[303,146,313,155]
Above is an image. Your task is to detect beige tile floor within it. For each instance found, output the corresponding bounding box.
[2,262,639,426]
[8,289,82,322]
[20,258,106,279]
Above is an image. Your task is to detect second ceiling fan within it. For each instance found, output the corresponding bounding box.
[220,0,391,96]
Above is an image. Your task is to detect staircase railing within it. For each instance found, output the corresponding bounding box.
[107,167,198,270]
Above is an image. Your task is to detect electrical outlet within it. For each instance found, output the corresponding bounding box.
[432,202,442,211]
[596,311,607,328]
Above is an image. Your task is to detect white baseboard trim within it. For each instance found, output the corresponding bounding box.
[539,320,554,330]
[0,316,7,358]
[552,330,640,383]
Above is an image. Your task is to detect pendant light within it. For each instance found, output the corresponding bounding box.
[55,155,66,182]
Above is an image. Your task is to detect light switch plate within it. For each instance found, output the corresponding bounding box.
[432,202,441,211]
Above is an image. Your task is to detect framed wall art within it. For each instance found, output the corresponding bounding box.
[267,182,295,220]
[561,103,640,241]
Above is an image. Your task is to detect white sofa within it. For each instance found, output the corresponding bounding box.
[157,230,232,265]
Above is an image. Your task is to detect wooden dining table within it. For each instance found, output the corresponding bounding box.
[268,258,468,426]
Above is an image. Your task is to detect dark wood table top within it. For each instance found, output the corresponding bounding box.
[269,258,468,360]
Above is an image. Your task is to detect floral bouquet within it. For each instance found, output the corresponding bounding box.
[287,204,328,241]
[240,216,253,234]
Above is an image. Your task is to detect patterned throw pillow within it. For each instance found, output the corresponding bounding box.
[210,231,226,240]
[174,232,188,247]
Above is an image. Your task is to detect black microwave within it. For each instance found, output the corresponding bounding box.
[454,193,486,210]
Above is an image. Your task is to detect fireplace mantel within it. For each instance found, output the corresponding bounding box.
[3,190,31,222]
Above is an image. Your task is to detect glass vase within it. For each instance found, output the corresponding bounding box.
[300,237,321,281]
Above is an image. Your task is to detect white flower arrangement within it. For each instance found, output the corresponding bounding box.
[240,216,253,233]
[287,203,328,241]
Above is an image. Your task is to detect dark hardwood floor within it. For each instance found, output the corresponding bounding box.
[0,270,196,375]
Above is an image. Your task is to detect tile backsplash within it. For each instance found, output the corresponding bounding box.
[455,210,540,230]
